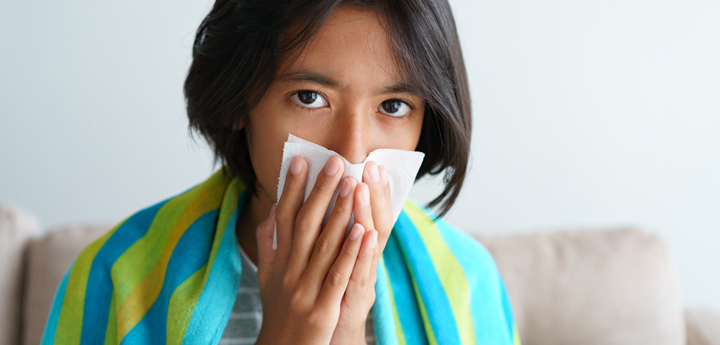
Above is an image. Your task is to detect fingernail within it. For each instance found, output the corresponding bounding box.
[360,183,369,204]
[368,230,378,248]
[369,163,379,182]
[290,156,303,175]
[349,223,364,241]
[340,178,351,198]
[380,167,389,185]
[325,157,339,176]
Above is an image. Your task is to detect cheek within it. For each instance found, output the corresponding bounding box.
[245,106,291,201]
[375,112,424,152]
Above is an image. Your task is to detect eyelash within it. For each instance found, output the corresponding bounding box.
[289,90,415,120]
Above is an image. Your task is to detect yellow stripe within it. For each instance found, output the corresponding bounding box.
[409,273,438,345]
[166,267,206,345]
[115,174,232,340]
[513,325,521,345]
[381,257,407,345]
[166,178,244,343]
[111,170,229,303]
[53,221,123,345]
[403,201,476,345]
[208,179,242,269]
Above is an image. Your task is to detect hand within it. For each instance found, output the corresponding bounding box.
[329,161,393,345]
[254,156,379,345]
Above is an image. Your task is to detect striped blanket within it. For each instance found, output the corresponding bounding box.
[42,168,520,345]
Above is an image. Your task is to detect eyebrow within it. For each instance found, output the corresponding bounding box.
[276,69,418,96]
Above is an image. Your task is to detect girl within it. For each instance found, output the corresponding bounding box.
[42,1,520,344]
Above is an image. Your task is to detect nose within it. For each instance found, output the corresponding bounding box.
[326,106,369,164]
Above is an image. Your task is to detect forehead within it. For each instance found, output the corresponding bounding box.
[277,6,405,88]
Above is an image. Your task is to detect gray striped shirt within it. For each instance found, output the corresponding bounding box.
[220,243,375,344]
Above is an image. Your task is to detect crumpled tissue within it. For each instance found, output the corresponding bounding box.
[273,134,425,248]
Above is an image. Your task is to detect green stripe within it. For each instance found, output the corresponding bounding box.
[513,325,521,345]
[54,222,123,345]
[382,258,407,345]
[167,179,243,342]
[167,267,206,344]
[404,202,476,345]
[103,294,117,345]
[408,271,438,345]
[112,170,227,303]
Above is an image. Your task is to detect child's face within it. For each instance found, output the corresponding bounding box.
[245,6,425,203]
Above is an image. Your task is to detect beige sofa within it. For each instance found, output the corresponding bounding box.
[1,204,718,345]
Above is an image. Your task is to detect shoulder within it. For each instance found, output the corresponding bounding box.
[400,199,500,277]
[400,199,520,343]
[83,167,237,267]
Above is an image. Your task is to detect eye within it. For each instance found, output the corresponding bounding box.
[377,99,410,117]
[291,90,328,109]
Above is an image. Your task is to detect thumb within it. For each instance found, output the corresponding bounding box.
[256,204,277,290]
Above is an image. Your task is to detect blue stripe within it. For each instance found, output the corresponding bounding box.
[383,232,428,344]
[393,212,461,345]
[372,258,400,345]
[121,210,218,344]
[434,216,514,344]
[41,261,73,345]
[79,200,167,345]
[500,280,516,342]
[181,192,246,345]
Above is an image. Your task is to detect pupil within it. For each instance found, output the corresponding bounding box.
[299,91,317,104]
[383,100,400,113]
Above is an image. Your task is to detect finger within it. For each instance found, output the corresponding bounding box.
[353,182,375,234]
[287,156,345,278]
[369,240,381,288]
[301,177,357,297]
[343,229,378,311]
[275,156,307,271]
[364,163,392,252]
[256,204,277,290]
[316,223,365,310]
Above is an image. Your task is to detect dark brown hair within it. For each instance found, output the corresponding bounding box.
[185,0,471,217]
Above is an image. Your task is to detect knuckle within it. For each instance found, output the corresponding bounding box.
[289,290,307,313]
[328,270,345,287]
[342,245,355,257]
[350,274,368,288]
[316,180,332,192]
[294,213,312,232]
[314,236,331,255]
[285,176,304,190]
[333,203,346,215]
[358,275,368,288]
[281,272,295,289]
[306,309,325,328]
[275,205,291,222]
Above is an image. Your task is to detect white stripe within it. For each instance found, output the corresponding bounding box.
[236,287,259,294]
[218,338,258,345]
[229,311,262,319]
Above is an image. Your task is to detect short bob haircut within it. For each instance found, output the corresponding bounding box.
[185,0,471,217]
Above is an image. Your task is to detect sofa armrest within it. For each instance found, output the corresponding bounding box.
[687,309,720,345]
[0,205,40,345]
[22,224,111,345]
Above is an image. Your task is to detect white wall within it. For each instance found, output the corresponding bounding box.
[1,0,718,311]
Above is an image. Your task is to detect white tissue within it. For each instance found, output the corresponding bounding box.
[273,134,425,249]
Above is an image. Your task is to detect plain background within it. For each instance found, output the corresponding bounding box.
[1,0,718,311]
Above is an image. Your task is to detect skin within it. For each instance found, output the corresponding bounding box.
[234,6,425,345]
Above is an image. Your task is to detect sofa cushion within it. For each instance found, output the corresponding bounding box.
[476,228,685,345]
[22,224,110,345]
[0,205,40,345]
